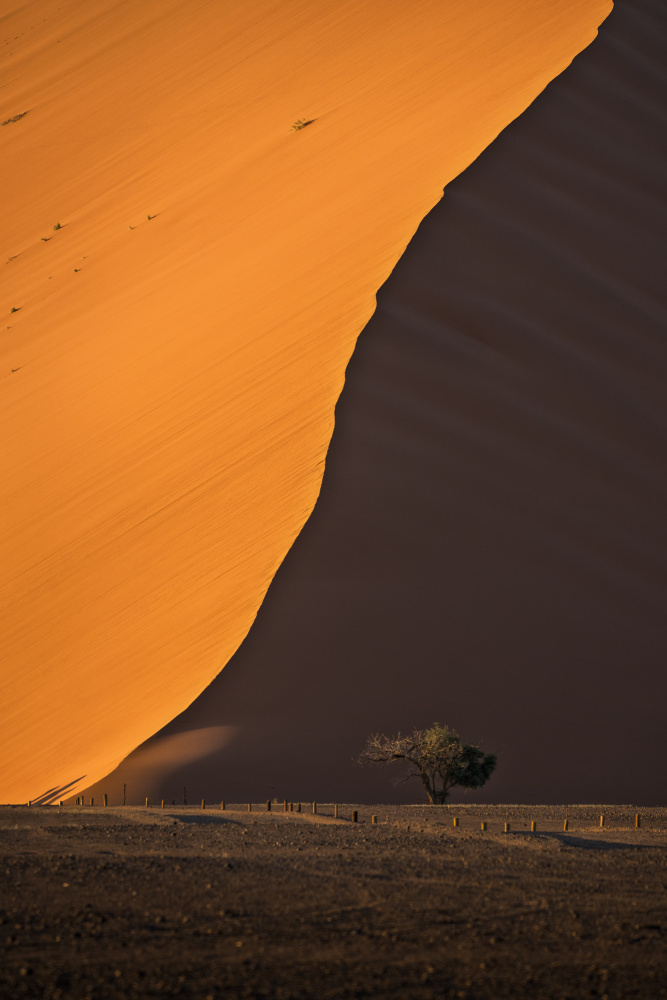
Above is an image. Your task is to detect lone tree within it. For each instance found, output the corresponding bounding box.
[358,723,497,804]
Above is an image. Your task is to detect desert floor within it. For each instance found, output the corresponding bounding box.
[1,804,665,999]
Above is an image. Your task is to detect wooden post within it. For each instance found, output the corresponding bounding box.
[123,783,126,806]
[297,802,301,813]
[312,802,317,815]
[600,814,605,827]
[481,821,487,831]
[103,794,108,807]
[59,801,63,807]
[334,804,339,819]
[530,821,537,832]
[284,800,288,812]
[247,803,251,812]
[504,822,510,833]
[201,799,206,810]
[372,815,377,824]
[352,810,358,823]
[90,797,94,807]
[220,801,225,811]
[145,797,149,807]
[289,802,294,812]
[453,817,459,828]
[266,800,271,812]
[161,800,164,809]
[563,818,569,831]
[635,813,641,828]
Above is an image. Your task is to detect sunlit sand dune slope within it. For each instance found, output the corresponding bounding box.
[94,0,667,808]
[1,0,611,803]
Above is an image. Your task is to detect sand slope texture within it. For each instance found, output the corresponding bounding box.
[1,0,611,804]
[92,0,667,808]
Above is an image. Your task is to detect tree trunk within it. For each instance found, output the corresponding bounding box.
[419,770,435,804]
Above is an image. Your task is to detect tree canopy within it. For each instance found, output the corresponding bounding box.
[358,723,497,804]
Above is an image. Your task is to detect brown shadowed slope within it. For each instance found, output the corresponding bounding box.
[91,0,667,807]
[1,0,611,804]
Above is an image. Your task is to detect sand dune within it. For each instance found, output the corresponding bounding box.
[1,0,612,803]
[89,0,667,808]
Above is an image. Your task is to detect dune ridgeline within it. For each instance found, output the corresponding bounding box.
[1,0,611,804]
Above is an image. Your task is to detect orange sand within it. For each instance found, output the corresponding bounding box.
[0,0,611,803]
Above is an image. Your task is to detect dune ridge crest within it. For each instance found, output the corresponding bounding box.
[1,0,611,803]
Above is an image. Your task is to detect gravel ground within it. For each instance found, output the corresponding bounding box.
[1,804,665,999]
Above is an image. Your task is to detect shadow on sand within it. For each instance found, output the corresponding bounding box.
[525,832,659,851]
[164,812,242,826]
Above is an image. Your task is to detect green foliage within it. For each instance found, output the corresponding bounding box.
[359,723,497,804]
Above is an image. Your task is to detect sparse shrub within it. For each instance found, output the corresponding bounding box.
[53,222,61,231]
[290,119,312,132]
[147,214,156,221]
[10,306,18,313]
[1,111,28,127]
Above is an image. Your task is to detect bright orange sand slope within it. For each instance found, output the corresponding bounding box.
[1,0,611,804]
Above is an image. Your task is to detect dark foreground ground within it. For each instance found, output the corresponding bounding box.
[1,804,665,1000]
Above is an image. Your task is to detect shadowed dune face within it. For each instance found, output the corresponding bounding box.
[91,0,667,807]
[1,0,612,803]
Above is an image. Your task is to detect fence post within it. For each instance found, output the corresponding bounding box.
[599,814,605,827]
[103,794,108,807]
[530,821,537,832]
[504,822,510,833]
[372,815,377,824]
[247,803,251,812]
[352,810,358,823]
[481,821,487,831]
[201,799,206,810]
[563,818,569,831]
[453,817,459,828]
[635,813,641,828]
[312,802,317,815]
[334,804,338,819]
[297,802,301,813]
[145,797,149,808]
[266,800,271,812]
[161,800,164,809]
[220,801,225,811]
